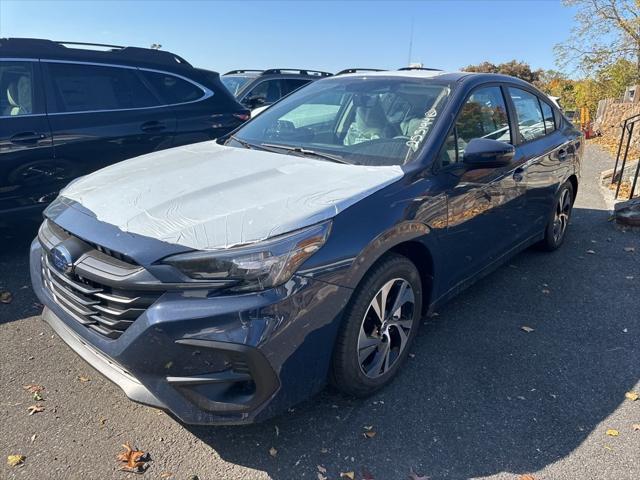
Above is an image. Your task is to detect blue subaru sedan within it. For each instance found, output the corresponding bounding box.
[30,70,582,425]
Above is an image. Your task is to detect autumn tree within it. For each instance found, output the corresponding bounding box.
[556,0,640,79]
[462,60,543,83]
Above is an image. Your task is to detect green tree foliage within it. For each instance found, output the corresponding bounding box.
[556,0,640,78]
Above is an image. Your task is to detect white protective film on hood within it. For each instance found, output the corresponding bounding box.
[60,141,404,251]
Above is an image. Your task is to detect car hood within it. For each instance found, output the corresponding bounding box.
[60,141,404,250]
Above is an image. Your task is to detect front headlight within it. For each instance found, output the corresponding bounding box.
[163,220,331,291]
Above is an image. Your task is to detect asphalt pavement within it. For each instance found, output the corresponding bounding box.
[1,144,638,480]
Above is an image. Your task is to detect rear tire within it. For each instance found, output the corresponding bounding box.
[538,180,574,252]
[330,253,422,397]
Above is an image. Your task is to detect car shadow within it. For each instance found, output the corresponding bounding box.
[0,218,42,324]
[182,205,639,479]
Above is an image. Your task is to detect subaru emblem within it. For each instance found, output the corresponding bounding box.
[50,245,74,274]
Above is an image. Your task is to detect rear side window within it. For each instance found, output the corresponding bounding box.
[243,79,286,105]
[46,62,158,113]
[540,100,556,134]
[0,61,40,116]
[139,71,204,104]
[508,88,546,142]
[283,79,311,95]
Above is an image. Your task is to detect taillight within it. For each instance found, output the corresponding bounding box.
[233,112,251,122]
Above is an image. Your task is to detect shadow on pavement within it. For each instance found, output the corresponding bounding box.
[183,206,639,479]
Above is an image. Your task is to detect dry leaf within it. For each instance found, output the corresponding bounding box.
[408,468,430,480]
[606,429,619,437]
[623,247,635,252]
[518,475,537,480]
[23,384,44,394]
[7,455,25,467]
[340,472,355,480]
[364,431,377,438]
[625,391,639,401]
[586,249,596,254]
[160,472,173,479]
[269,447,278,457]
[521,326,535,333]
[0,291,13,304]
[33,391,43,401]
[318,474,328,480]
[541,288,550,294]
[632,424,640,431]
[117,442,148,473]
[27,404,45,415]
[317,465,327,474]
[77,375,91,382]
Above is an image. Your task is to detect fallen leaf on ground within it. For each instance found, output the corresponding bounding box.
[518,475,536,480]
[632,424,640,431]
[586,249,596,254]
[541,288,550,294]
[32,391,43,401]
[0,291,13,304]
[624,247,635,252]
[363,430,377,438]
[7,455,25,467]
[77,375,90,382]
[27,404,44,415]
[269,447,278,457]
[23,384,44,394]
[318,474,328,480]
[606,429,619,437]
[521,326,535,333]
[160,472,173,479]
[317,465,327,474]
[117,442,149,473]
[408,468,430,480]
[30,434,36,443]
[625,391,639,401]
[340,472,355,480]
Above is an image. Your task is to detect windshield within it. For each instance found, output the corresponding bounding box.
[229,76,451,166]
[221,75,254,97]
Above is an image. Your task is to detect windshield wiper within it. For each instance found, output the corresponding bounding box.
[260,143,350,164]
[228,135,263,150]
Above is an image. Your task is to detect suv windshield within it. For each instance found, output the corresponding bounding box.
[221,75,254,96]
[229,76,451,166]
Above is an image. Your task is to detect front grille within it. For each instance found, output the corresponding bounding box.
[39,220,163,340]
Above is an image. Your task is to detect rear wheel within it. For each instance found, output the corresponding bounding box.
[330,253,422,397]
[539,181,574,251]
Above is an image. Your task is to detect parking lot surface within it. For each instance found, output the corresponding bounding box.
[1,144,638,480]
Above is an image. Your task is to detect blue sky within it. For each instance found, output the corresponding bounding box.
[0,0,576,74]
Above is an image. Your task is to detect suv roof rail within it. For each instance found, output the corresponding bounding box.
[0,37,192,69]
[261,68,332,77]
[398,66,443,72]
[335,68,385,75]
[224,69,264,75]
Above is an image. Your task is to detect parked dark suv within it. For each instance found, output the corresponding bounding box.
[0,38,248,217]
[30,69,582,425]
[221,68,331,111]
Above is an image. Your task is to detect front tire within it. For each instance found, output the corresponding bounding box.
[539,180,574,251]
[330,253,422,397]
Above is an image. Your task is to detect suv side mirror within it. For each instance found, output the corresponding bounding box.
[463,138,515,168]
[244,95,266,109]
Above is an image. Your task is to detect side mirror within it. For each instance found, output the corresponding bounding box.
[463,138,515,168]
[244,95,266,109]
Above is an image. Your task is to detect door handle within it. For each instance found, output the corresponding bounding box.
[513,167,525,182]
[558,149,568,161]
[140,121,167,132]
[10,132,47,145]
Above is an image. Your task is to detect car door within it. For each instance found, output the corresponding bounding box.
[506,87,576,232]
[0,59,57,213]
[434,85,527,286]
[42,61,176,178]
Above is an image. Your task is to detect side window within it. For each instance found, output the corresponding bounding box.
[540,99,556,134]
[440,86,511,166]
[0,61,39,116]
[46,63,158,113]
[244,79,285,105]
[139,70,204,104]
[283,79,311,95]
[508,88,546,142]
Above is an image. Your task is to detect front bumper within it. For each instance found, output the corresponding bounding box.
[31,240,352,425]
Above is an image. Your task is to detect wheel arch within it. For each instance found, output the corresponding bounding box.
[567,174,578,201]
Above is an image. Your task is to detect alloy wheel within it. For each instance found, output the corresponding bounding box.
[553,188,572,243]
[357,278,416,378]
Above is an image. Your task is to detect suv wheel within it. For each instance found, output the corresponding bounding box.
[331,253,422,397]
[539,181,574,251]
